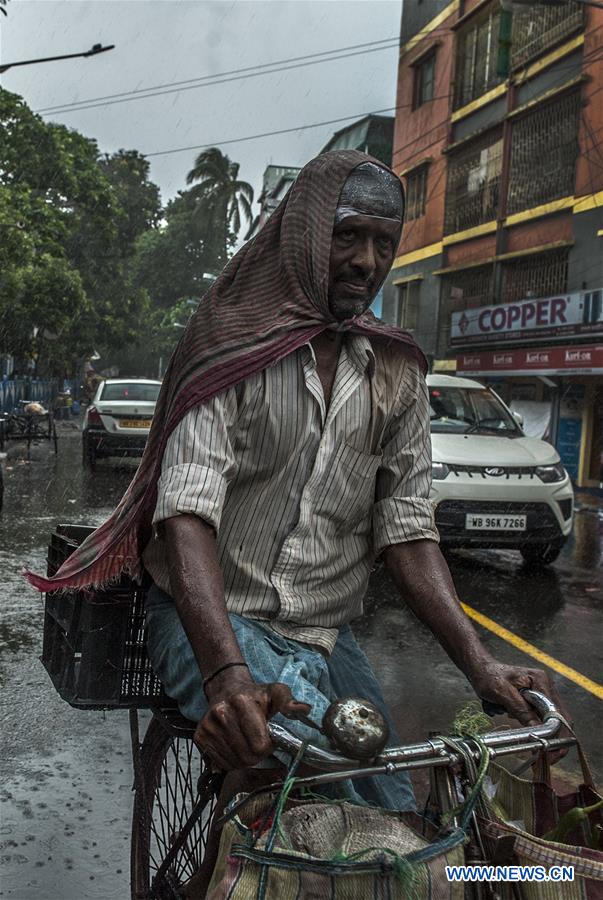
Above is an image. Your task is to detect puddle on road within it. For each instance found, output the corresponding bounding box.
[0,741,134,899]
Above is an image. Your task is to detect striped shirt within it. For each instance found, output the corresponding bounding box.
[143,334,437,653]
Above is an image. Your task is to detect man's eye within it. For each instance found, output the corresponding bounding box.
[377,237,394,250]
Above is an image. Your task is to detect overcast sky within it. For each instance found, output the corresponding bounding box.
[1,0,403,218]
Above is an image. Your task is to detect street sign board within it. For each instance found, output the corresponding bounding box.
[456,343,603,376]
[450,289,602,346]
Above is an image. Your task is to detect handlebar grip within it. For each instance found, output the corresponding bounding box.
[520,688,560,722]
[482,690,560,722]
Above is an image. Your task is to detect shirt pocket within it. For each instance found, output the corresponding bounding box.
[314,443,383,533]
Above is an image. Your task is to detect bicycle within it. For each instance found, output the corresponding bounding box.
[126,691,571,899]
[40,525,576,899]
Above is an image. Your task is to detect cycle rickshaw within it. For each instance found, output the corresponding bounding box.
[41,524,599,899]
[0,400,58,456]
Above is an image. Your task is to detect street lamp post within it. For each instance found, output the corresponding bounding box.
[0,43,115,75]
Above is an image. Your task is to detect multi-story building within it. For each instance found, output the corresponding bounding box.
[321,114,394,165]
[383,0,603,488]
[246,165,301,239]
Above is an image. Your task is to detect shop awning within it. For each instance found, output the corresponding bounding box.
[456,343,603,376]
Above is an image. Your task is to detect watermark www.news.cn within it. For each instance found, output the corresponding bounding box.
[446,865,574,883]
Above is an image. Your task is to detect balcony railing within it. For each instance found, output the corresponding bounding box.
[511,2,584,68]
[507,91,581,215]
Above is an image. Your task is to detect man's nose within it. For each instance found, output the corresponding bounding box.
[351,237,376,277]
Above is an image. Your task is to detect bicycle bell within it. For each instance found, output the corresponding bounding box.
[322,697,389,759]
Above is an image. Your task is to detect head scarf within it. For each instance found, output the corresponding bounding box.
[26,150,426,592]
[334,161,404,225]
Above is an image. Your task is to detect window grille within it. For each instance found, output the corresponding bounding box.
[413,52,436,108]
[405,166,428,220]
[444,129,503,234]
[507,91,581,215]
[396,281,420,330]
[439,264,494,353]
[501,248,570,304]
[511,2,584,67]
[453,5,503,109]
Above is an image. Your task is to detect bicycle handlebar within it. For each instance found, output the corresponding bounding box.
[267,690,567,773]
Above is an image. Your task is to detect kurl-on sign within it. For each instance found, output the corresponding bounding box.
[450,289,602,346]
[457,343,603,376]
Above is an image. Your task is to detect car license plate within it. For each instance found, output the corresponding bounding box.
[120,419,152,428]
[465,514,527,531]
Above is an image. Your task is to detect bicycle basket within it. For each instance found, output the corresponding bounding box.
[41,524,164,709]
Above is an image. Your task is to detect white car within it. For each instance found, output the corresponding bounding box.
[428,374,574,566]
[82,378,161,469]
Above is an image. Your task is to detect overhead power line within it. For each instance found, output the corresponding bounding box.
[34,26,456,117]
[35,37,402,115]
[144,44,603,161]
[36,35,402,112]
[145,100,447,158]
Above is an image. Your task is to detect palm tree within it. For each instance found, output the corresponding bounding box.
[186,147,254,264]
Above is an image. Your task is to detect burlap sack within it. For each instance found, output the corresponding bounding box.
[207,792,466,900]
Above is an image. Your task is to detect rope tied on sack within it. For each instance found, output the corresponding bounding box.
[439,734,492,827]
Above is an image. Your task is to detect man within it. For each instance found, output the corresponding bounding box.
[28,150,561,887]
[139,155,559,778]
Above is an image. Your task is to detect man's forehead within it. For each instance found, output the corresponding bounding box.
[333,213,400,233]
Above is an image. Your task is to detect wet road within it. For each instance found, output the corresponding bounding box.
[0,427,601,898]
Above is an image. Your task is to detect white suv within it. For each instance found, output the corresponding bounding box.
[428,374,574,566]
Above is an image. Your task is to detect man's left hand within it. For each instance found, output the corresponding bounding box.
[468,661,571,761]
[469,661,558,726]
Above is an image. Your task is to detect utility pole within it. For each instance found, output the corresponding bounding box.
[0,43,114,75]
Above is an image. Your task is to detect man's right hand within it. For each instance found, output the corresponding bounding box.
[194,672,312,770]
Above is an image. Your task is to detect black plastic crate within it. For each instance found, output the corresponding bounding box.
[41,524,164,709]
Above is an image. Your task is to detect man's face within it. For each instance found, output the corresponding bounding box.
[327,215,400,320]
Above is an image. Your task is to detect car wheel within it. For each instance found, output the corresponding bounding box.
[82,436,96,470]
[520,539,564,568]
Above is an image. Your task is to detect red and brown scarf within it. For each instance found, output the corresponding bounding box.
[26,149,426,592]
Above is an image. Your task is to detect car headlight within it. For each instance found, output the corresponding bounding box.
[432,462,450,480]
[535,462,566,483]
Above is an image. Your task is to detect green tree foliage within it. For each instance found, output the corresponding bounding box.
[115,148,256,374]
[121,189,219,376]
[131,189,216,309]
[186,146,254,266]
[0,88,161,375]
[1,90,253,379]
[99,149,161,251]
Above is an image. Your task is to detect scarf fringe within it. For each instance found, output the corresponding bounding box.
[24,554,143,594]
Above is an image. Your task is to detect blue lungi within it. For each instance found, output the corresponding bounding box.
[145,584,415,811]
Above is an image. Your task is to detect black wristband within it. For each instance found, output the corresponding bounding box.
[203,661,249,694]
